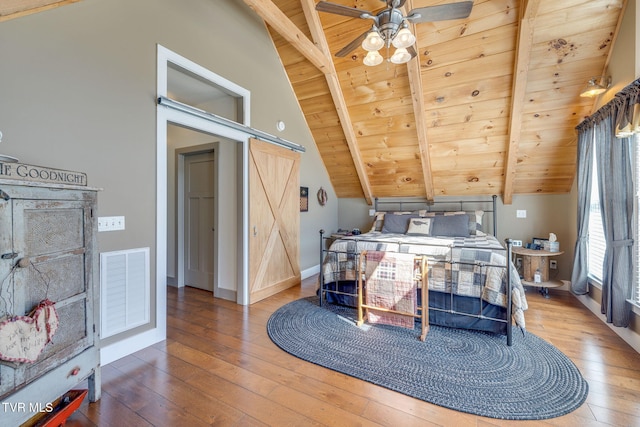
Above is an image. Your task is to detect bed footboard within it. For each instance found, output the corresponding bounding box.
[318,229,519,346]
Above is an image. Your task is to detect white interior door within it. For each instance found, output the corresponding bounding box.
[184,150,215,291]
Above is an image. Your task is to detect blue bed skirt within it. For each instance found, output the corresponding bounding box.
[320,281,507,335]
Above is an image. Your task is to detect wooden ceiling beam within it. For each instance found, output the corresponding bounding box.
[502,0,541,205]
[242,0,333,73]
[0,0,81,22]
[404,0,435,202]
[245,0,373,203]
[300,0,373,204]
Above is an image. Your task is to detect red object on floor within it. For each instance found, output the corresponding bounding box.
[29,389,88,427]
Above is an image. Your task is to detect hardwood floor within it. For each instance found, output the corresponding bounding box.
[65,277,640,426]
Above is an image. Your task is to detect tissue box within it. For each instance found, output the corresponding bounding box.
[544,241,559,252]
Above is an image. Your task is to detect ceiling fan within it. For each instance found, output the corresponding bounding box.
[315,0,473,65]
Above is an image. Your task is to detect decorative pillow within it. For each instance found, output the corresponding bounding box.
[371,209,486,235]
[370,212,386,232]
[406,218,432,236]
[468,210,485,236]
[369,211,413,232]
[430,214,470,237]
[422,210,485,235]
[381,213,418,234]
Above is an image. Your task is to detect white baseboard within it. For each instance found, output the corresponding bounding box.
[574,294,640,354]
[101,328,165,366]
[302,264,320,280]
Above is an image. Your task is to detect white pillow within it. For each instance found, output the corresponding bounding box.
[406,218,432,236]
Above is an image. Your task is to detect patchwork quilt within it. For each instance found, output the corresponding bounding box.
[321,232,528,328]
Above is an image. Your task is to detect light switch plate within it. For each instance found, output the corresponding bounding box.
[516,210,527,218]
[98,216,125,232]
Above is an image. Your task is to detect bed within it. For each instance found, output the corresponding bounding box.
[318,196,527,346]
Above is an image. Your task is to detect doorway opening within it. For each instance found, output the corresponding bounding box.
[159,45,250,308]
[167,123,242,302]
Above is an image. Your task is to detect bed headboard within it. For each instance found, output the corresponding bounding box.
[373,195,499,237]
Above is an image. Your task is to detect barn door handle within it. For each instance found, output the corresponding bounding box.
[253,226,257,236]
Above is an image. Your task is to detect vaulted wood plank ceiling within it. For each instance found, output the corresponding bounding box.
[4,0,626,204]
[245,0,626,204]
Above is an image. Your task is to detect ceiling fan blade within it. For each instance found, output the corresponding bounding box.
[336,30,370,57]
[315,1,371,19]
[406,1,473,23]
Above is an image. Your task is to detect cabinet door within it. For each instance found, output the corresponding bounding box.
[10,198,94,386]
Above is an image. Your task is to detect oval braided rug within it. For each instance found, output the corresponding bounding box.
[267,297,588,420]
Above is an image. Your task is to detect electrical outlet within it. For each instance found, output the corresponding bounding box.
[516,258,522,268]
[550,260,557,269]
[516,210,527,218]
[98,216,125,232]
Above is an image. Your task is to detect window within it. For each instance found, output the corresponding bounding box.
[588,148,606,283]
[587,133,640,308]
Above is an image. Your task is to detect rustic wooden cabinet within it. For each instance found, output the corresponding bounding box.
[0,179,100,425]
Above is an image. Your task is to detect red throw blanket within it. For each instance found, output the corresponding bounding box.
[364,251,417,329]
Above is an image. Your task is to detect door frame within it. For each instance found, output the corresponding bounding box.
[158,45,251,307]
[175,143,217,292]
[100,44,252,366]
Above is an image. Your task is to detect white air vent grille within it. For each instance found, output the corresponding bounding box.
[100,247,150,339]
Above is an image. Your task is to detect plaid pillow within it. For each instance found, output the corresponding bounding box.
[469,210,485,236]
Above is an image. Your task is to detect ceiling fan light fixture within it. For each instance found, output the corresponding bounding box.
[392,27,415,49]
[390,47,411,64]
[580,76,611,98]
[363,50,384,66]
[362,30,385,52]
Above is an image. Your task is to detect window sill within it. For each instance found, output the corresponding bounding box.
[629,300,640,316]
[589,277,640,315]
[587,276,602,289]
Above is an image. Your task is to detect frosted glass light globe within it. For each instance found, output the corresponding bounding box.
[363,50,384,66]
[390,48,411,64]
[392,27,416,49]
[362,31,384,52]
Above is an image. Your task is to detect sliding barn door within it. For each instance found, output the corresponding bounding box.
[249,138,301,303]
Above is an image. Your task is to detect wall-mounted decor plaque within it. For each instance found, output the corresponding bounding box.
[0,162,87,186]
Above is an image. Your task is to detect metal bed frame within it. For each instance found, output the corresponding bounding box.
[318,195,516,346]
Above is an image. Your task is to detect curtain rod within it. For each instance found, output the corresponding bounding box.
[576,77,640,132]
[157,96,306,153]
